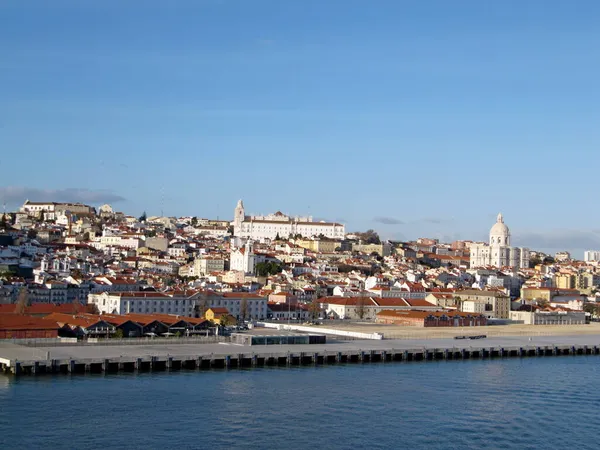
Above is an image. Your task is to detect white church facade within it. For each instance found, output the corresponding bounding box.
[470,214,530,269]
[232,200,345,240]
[230,240,256,275]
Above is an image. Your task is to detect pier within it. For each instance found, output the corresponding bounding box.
[2,334,600,376]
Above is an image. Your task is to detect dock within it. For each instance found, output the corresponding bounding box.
[2,334,600,376]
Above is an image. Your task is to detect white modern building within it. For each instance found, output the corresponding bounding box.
[232,200,345,240]
[470,213,530,269]
[584,251,600,263]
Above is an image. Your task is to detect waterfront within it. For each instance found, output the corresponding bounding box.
[2,357,600,449]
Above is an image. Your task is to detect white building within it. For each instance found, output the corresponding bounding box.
[470,213,530,269]
[88,291,268,320]
[510,310,586,325]
[19,200,95,220]
[230,240,256,275]
[554,251,571,262]
[193,256,225,277]
[584,251,600,262]
[233,200,345,240]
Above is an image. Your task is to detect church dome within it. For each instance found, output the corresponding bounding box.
[489,213,510,246]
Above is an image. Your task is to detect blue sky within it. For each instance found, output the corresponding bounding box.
[1,1,599,256]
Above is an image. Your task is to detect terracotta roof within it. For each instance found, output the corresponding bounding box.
[44,313,112,329]
[0,315,59,331]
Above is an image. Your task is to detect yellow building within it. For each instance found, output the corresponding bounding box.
[352,243,392,257]
[553,273,576,289]
[454,290,511,319]
[204,307,232,324]
[521,287,581,303]
[295,239,340,253]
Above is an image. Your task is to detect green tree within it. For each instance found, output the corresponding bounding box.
[529,256,542,268]
[537,299,550,309]
[139,211,147,222]
[219,314,235,327]
[358,229,380,244]
[256,261,283,277]
[583,302,599,317]
[0,269,17,281]
[191,217,198,227]
[113,329,124,339]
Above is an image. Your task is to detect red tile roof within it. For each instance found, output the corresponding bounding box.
[0,315,59,331]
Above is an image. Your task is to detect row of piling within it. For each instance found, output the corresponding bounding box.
[2,343,598,376]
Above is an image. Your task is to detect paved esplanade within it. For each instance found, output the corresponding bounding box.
[3,334,600,364]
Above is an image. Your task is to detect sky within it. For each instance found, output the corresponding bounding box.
[1,1,600,256]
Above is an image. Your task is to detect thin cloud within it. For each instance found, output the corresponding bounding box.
[420,217,448,224]
[373,216,405,225]
[0,186,126,206]
[373,216,450,225]
[513,230,600,250]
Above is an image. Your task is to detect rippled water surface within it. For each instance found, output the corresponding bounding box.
[2,357,600,449]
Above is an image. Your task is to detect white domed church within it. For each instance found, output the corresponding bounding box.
[470,214,530,269]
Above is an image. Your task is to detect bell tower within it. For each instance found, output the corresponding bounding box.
[234,200,245,233]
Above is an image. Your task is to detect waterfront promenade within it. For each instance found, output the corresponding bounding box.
[3,333,600,375]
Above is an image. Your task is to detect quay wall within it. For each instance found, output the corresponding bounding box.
[3,336,600,376]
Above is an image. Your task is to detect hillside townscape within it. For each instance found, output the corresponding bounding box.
[0,199,596,339]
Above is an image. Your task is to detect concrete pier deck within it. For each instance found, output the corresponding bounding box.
[2,334,600,376]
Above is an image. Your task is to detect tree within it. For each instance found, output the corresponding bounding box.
[529,256,542,268]
[195,294,209,318]
[537,299,550,309]
[240,298,249,321]
[14,287,30,315]
[583,302,600,318]
[113,329,124,339]
[307,299,321,320]
[87,303,101,315]
[356,297,367,319]
[0,269,17,281]
[256,261,283,277]
[139,211,147,222]
[359,229,381,244]
[219,314,235,327]
[191,217,198,227]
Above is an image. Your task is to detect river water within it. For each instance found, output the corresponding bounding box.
[1,357,599,449]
